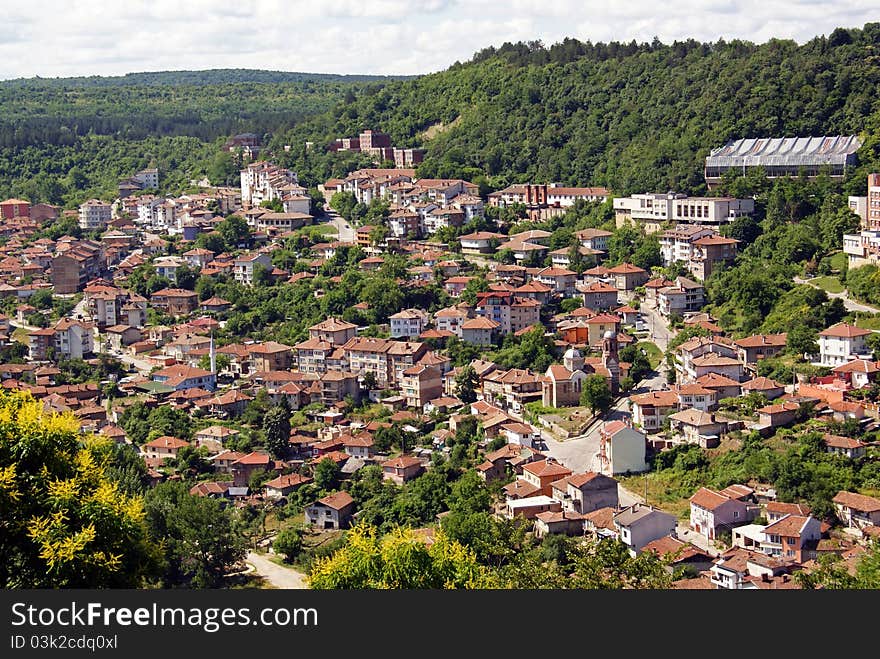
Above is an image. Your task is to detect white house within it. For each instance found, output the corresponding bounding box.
[613,504,677,554]
[689,487,758,540]
[500,422,541,448]
[389,308,428,339]
[459,231,504,254]
[53,319,94,359]
[818,323,872,367]
[234,252,273,285]
[153,255,186,283]
[598,420,647,476]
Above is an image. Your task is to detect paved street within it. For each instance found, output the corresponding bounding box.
[324,209,355,242]
[638,300,676,353]
[246,551,308,589]
[543,396,631,473]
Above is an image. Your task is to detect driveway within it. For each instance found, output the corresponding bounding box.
[246,551,308,589]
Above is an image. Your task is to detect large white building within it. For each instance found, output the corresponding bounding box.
[614,193,754,234]
[240,161,301,208]
[78,199,112,231]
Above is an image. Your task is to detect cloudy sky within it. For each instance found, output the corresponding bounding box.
[1,0,876,79]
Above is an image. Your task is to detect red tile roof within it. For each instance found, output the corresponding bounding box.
[819,323,871,338]
[833,491,880,512]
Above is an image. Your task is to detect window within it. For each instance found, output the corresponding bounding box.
[733,511,739,518]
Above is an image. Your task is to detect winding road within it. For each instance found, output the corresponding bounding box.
[794,275,880,314]
[246,551,308,589]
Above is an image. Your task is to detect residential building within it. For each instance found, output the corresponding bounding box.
[152,364,216,391]
[382,455,424,484]
[740,377,785,400]
[659,225,716,266]
[690,235,740,280]
[579,280,619,310]
[51,242,105,293]
[474,291,540,334]
[141,436,190,461]
[152,255,186,283]
[818,323,872,366]
[500,422,541,448]
[264,473,313,500]
[673,383,716,412]
[182,248,215,270]
[460,317,499,345]
[823,433,867,459]
[761,515,822,562]
[534,266,577,295]
[240,161,299,208]
[399,364,442,409]
[690,487,759,540]
[674,335,740,382]
[51,319,94,359]
[598,420,648,475]
[736,333,788,365]
[319,371,360,407]
[832,491,880,530]
[233,252,273,285]
[230,452,275,488]
[606,262,648,291]
[305,491,355,530]
[613,504,677,554]
[459,231,504,254]
[668,409,726,448]
[658,277,705,317]
[390,308,428,339]
[294,337,333,374]
[150,288,199,316]
[831,358,880,389]
[505,496,562,520]
[575,228,612,252]
[630,390,679,432]
[481,367,543,413]
[78,199,112,230]
[309,317,357,346]
[255,211,313,233]
[520,459,573,497]
[249,341,293,372]
[550,472,619,514]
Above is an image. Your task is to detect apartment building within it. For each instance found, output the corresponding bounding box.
[78,199,112,231]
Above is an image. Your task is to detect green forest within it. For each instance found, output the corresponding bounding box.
[273,23,880,195]
[4,24,880,210]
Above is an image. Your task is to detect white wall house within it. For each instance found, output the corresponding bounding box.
[818,323,872,366]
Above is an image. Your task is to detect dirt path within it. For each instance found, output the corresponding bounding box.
[246,551,309,589]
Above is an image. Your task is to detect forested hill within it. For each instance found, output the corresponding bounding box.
[0,69,405,88]
[275,24,880,195]
[0,70,403,147]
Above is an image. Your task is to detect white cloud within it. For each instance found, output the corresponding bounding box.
[0,0,876,79]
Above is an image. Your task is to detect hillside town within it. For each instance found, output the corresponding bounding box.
[2,126,880,591]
